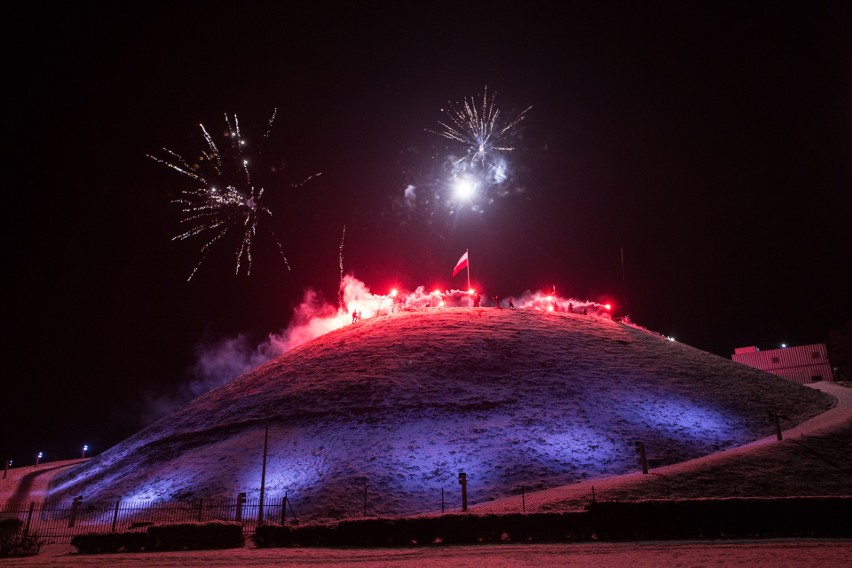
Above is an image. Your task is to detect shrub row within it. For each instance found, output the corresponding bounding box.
[585,497,852,539]
[70,532,149,554]
[256,512,593,547]
[71,521,244,554]
[255,496,852,547]
[0,518,43,557]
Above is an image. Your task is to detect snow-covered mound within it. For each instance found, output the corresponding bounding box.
[49,308,834,519]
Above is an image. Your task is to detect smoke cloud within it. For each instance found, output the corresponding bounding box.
[142,276,613,424]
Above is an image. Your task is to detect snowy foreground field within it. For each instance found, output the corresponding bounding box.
[2,539,850,567]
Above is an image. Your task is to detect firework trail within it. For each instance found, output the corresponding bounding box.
[148,110,296,281]
[427,86,531,169]
[338,224,346,310]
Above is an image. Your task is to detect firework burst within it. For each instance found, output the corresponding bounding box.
[421,87,531,215]
[149,110,298,281]
[428,86,531,169]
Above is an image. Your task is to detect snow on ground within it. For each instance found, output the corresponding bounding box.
[3,540,851,567]
[3,307,843,521]
[0,460,86,504]
[2,306,850,565]
[474,381,852,513]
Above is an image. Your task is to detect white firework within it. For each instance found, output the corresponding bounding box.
[428,86,531,168]
[148,110,292,281]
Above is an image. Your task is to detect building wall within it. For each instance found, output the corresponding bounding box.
[731,343,835,385]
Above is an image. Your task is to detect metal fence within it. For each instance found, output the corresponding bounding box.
[0,495,298,544]
[1,468,841,545]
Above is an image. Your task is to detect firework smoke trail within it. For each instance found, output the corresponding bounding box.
[427,86,531,168]
[339,225,346,281]
[143,276,616,420]
[148,109,292,281]
[338,224,346,310]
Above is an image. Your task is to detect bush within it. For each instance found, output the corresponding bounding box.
[147,521,244,551]
[72,521,244,554]
[0,517,43,558]
[70,532,150,554]
[254,513,592,548]
[254,497,852,547]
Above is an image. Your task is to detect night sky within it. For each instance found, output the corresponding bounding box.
[4,2,850,466]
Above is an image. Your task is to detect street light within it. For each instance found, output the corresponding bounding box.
[82,444,89,458]
[35,451,43,467]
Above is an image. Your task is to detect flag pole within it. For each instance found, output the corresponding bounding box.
[466,249,471,307]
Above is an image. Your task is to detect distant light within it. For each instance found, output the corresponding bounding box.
[468,289,475,295]
[604,303,612,311]
[83,445,88,451]
[454,178,476,201]
[37,452,43,458]
[668,336,676,342]
[781,343,787,348]
[390,289,398,297]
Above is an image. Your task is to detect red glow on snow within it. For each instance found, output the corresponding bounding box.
[261,276,619,363]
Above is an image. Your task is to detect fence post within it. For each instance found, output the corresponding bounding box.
[281,493,287,526]
[235,492,246,522]
[591,486,596,503]
[111,500,121,533]
[458,472,468,512]
[22,502,35,540]
[68,496,83,528]
[363,485,369,517]
[635,441,648,474]
[441,487,444,514]
[522,488,525,513]
[258,417,270,527]
[770,411,783,440]
[197,499,204,522]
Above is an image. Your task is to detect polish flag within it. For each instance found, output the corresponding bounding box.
[453,251,468,276]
